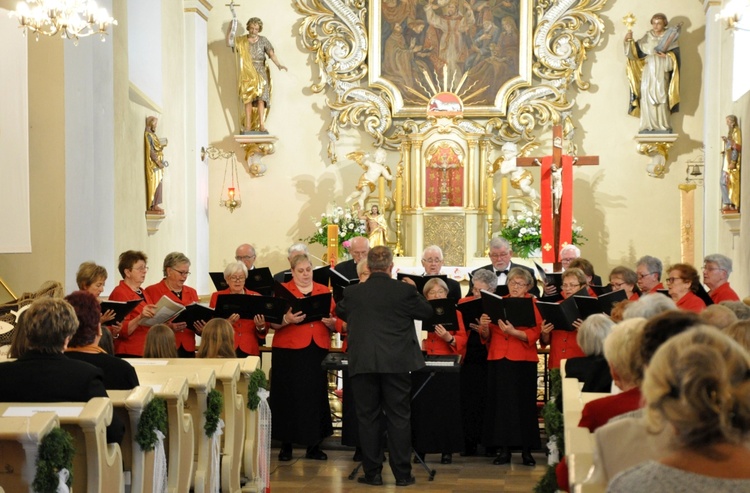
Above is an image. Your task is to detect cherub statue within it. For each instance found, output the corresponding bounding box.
[495,141,539,200]
[344,148,393,211]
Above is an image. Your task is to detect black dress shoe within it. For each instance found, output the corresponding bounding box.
[352,447,363,462]
[395,475,416,487]
[440,453,452,464]
[492,451,511,465]
[357,474,383,486]
[412,451,424,464]
[278,444,292,462]
[305,445,328,460]
[521,451,536,466]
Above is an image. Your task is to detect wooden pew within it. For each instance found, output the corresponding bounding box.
[150,357,262,491]
[109,386,156,493]
[130,364,217,493]
[0,411,59,492]
[134,376,193,493]
[0,398,124,493]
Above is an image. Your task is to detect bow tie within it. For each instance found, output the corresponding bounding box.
[495,269,509,276]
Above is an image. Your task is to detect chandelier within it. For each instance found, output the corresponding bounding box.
[9,0,118,43]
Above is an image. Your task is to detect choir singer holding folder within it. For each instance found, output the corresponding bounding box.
[206,261,267,357]
[269,254,337,462]
[539,267,589,369]
[480,267,541,467]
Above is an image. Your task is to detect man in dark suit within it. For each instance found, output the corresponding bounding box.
[418,245,463,301]
[470,237,540,297]
[336,246,433,487]
[334,235,369,280]
[235,242,257,270]
[0,297,125,444]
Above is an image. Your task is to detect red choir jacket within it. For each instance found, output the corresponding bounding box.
[422,311,468,360]
[109,280,153,356]
[647,283,665,293]
[676,291,706,314]
[539,290,590,369]
[578,387,643,432]
[144,280,200,352]
[485,294,541,362]
[271,281,335,350]
[709,282,740,304]
[209,288,266,356]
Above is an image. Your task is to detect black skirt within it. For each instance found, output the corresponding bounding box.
[483,359,540,449]
[270,343,333,445]
[460,331,488,446]
[410,371,464,453]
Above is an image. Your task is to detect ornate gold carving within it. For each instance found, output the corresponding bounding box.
[424,215,466,266]
[635,136,676,178]
[295,0,608,160]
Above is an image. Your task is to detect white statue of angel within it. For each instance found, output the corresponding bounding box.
[344,148,393,211]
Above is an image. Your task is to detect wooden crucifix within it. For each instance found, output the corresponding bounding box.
[516,125,599,270]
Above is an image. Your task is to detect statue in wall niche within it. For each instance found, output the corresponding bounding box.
[144,116,168,215]
[344,148,393,212]
[721,114,742,213]
[226,2,287,134]
[624,12,681,134]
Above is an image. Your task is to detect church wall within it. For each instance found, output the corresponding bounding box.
[204,1,709,286]
[0,0,67,293]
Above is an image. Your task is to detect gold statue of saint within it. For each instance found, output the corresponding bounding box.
[721,115,742,213]
[360,204,388,247]
[144,116,167,214]
[226,4,287,134]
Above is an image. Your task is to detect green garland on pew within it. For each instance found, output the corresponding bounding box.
[534,368,563,493]
[33,427,74,493]
[247,368,269,411]
[204,389,224,437]
[135,397,168,451]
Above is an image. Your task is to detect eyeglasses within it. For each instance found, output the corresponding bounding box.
[236,255,256,262]
[665,277,684,284]
[702,266,723,272]
[228,275,246,282]
[508,280,529,288]
[637,272,655,280]
[422,258,442,264]
[133,266,149,272]
[561,283,581,289]
[610,282,626,289]
[560,257,575,264]
[170,268,191,277]
[489,251,510,259]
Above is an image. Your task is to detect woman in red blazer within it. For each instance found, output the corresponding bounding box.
[270,254,337,462]
[207,261,267,357]
[481,267,541,467]
[108,250,157,357]
[540,267,589,369]
[412,278,468,465]
[144,252,201,357]
[666,263,707,314]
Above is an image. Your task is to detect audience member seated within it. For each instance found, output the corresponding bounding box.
[720,300,750,320]
[608,266,640,300]
[64,291,140,390]
[699,304,738,330]
[723,320,750,352]
[197,319,237,358]
[622,292,676,320]
[564,314,614,392]
[665,263,706,313]
[634,255,664,294]
[702,254,740,303]
[607,328,750,492]
[586,310,703,485]
[609,299,632,323]
[7,311,29,359]
[0,298,125,444]
[143,324,178,358]
[98,328,115,355]
[578,317,647,432]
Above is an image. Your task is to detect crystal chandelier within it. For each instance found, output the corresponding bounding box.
[9,0,118,43]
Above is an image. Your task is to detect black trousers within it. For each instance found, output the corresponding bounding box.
[350,372,412,481]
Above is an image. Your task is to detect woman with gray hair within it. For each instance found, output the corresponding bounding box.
[207,261,267,357]
[144,252,202,357]
[457,268,496,456]
[564,313,614,392]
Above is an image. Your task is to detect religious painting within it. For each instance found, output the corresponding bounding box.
[425,140,464,207]
[371,0,533,118]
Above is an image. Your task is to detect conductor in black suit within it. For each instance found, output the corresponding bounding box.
[336,246,433,487]
[470,237,540,297]
[0,297,125,444]
[334,236,369,280]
